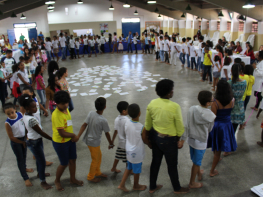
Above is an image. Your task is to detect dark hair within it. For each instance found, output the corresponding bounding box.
[17,61,23,69]
[234,58,242,64]
[128,104,140,119]
[187,37,191,40]
[227,49,233,56]
[248,44,253,52]
[244,64,254,76]
[95,97,106,111]
[246,41,250,45]
[259,51,263,59]
[35,65,43,77]
[240,62,245,74]
[160,36,163,39]
[6,50,12,54]
[48,60,59,76]
[46,37,51,42]
[216,45,224,58]
[48,74,61,92]
[60,33,63,37]
[201,42,206,47]
[3,102,15,112]
[172,37,176,42]
[19,56,24,61]
[57,67,67,79]
[224,56,231,66]
[214,55,221,65]
[156,79,174,97]
[231,64,240,84]
[165,35,169,38]
[19,94,35,108]
[24,56,30,61]
[22,85,36,98]
[159,30,163,34]
[54,91,70,104]
[114,32,116,35]
[231,41,235,46]
[199,36,204,41]
[29,48,34,54]
[205,46,209,51]
[12,64,19,73]
[198,91,212,106]
[182,38,186,42]
[117,101,129,113]
[215,79,233,107]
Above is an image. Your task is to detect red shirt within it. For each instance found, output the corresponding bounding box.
[236,45,242,53]
[245,50,255,60]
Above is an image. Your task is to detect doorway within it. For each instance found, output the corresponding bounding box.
[122,18,141,38]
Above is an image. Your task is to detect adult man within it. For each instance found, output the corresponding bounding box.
[20,33,25,41]
[127,31,133,53]
[38,31,44,41]
[100,33,106,53]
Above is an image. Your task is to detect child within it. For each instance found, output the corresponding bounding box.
[1,49,16,89]
[189,41,197,70]
[179,91,215,189]
[197,36,204,72]
[24,57,31,84]
[112,32,118,53]
[215,45,224,67]
[170,37,179,66]
[118,37,123,53]
[212,55,221,91]
[52,36,60,62]
[10,64,20,106]
[201,47,213,84]
[220,55,232,81]
[4,103,33,187]
[35,65,46,108]
[200,42,206,74]
[164,35,170,64]
[244,65,254,111]
[180,38,187,67]
[75,38,80,58]
[51,90,83,191]
[111,101,129,173]
[159,36,164,62]
[17,62,31,92]
[69,35,76,60]
[118,103,146,192]
[0,69,12,110]
[19,94,52,190]
[186,37,191,68]
[133,33,138,54]
[89,36,97,57]
[45,37,52,62]
[40,44,47,69]
[150,34,155,54]
[1,62,10,99]
[144,33,150,54]
[34,47,42,66]
[45,74,61,113]
[77,97,113,183]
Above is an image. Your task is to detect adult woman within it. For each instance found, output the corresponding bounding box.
[235,41,242,53]
[142,79,189,194]
[228,41,236,51]
[207,79,237,176]
[229,64,247,132]
[45,74,61,113]
[141,32,145,54]
[222,36,227,47]
[4,40,12,49]
[245,45,256,64]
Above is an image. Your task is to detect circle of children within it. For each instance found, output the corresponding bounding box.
[1,28,263,194]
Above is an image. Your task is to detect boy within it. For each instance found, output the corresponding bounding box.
[159,36,164,62]
[1,49,16,91]
[52,91,83,191]
[186,37,191,69]
[144,33,150,54]
[201,47,213,84]
[75,38,81,58]
[118,104,147,192]
[180,38,187,67]
[111,101,129,173]
[164,35,170,64]
[69,35,76,60]
[77,97,113,183]
[88,36,97,57]
[197,36,204,72]
[189,41,197,70]
[178,91,215,188]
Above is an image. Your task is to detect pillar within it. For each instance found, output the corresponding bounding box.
[255,21,263,50]
[209,20,217,39]
[173,20,179,34]
[168,19,173,35]
[193,20,199,40]
[243,17,253,42]
[179,20,186,37]
[186,20,192,38]
[220,18,228,38]
[163,17,169,35]
[231,18,239,42]
[201,19,208,36]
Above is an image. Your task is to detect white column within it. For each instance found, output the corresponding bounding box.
[168,19,173,34]
[201,19,208,35]
[179,20,186,37]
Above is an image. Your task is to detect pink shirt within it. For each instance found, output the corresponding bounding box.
[35,75,45,90]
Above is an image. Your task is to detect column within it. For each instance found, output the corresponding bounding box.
[209,20,217,39]
[257,22,263,50]
[220,18,228,39]
[173,20,179,34]
[243,17,253,42]
[163,17,169,34]
[231,18,239,42]
[179,20,186,37]
[168,19,173,35]
[193,19,199,40]
[186,20,192,38]
[201,19,208,36]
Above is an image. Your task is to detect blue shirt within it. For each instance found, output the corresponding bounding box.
[145,38,149,45]
[128,34,132,43]
[18,44,24,54]
[38,33,44,40]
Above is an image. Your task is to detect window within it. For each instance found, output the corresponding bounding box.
[252,22,258,33]
[239,22,244,31]
[13,23,37,28]
[122,18,140,23]
[217,22,220,30]
[227,22,231,31]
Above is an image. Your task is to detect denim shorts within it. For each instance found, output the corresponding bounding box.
[52,140,77,166]
[190,146,206,166]
[213,71,220,78]
[30,69,35,75]
[127,161,142,174]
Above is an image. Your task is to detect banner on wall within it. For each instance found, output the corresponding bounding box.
[100,23,109,34]
[145,21,161,34]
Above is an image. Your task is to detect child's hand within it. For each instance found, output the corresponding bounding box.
[43,110,48,117]
[108,144,115,149]
[71,135,79,143]
[22,141,27,148]
[178,141,184,149]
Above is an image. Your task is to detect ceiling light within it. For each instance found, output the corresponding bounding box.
[185,4,191,11]
[77,0,83,4]
[45,0,55,4]
[20,13,26,19]
[11,12,17,18]
[48,9,54,12]
[218,10,224,18]
[47,4,55,9]
[123,1,130,8]
[238,15,246,21]
[181,13,185,18]
[147,1,156,4]
[242,0,255,8]
[158,14,161,18]
[154,7,159,13]
[134,9,139,15]
[109,3,114,10]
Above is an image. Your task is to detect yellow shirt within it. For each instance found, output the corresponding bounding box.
[239,74,249,100]
[203,51,212,66]
[247,75,255,96]
[5,44,12,49]
[145,98,185,137]
[52,108,73,143]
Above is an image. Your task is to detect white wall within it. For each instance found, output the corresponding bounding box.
[0,6,49,37]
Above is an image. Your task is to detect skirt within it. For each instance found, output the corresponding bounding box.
[118,43,123,50]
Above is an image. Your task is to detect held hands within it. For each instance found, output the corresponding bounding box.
[22,141,27,148]
[71,135,79,143]
[178,141,184,149]
[43,110,48,117]
[108,144,115,149]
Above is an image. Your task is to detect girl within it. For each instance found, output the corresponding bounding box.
[34,47,42,67]
[150,34,155,54]
[4,103,33,187]
[0,62,9,99]
[235,41,242,54]
[57,67,74,112]
[170,37,179,66]
[212,55,221,91]
[0,68,12,109]
[35,65,46,109]
[17,62,30,92]
[180,38,187,67]
[245,45,256,64]
[215,45,224,68]
[88,36,96,57]
[141,32,145,54]
[10,64,20,107]
[24,48,30,59]
[19,94,52,190]
[118,36,123,53]
[45,74,61,113]
[52,36,59,62]
[228,41,236,52]
[48,60,59,77]
[244,64,254,111]
[45,37,52,63]
[75,37,81,58]
[220,53,232,81]
[108,33,112,52]
[207,79,237,176]
[40,44,48,69]
[111,32,118,54]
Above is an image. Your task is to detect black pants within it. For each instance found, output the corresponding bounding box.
[0,81,5,108]
[134,44,137,53]
[83,45,89,54]
[191,57,197,69]
[127,43,133,53]
[108,42,112,52]
[156,51,159,60]
[254,91,262,109]
[165,51,169,63]
[202,66,212,82]
[232,123,239,133]
[100,44,105,53]
[66,45,71,57]
[145,44,150,54]
[70,48,76,59]
[150,129,181,191]
[244,96,251,111]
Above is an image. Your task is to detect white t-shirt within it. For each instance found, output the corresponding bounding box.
[33,97,41,123]
[59,36,66,47]
[100,36,106,44]
[23,114,41,140]
[190,45,196,58]
[170,42,177,53]
[198,42,202,57]
[1,68,7,83]
[133,36,137,44]
[213,61,220,72]
[89,40,95,47]
[83,38,88,45]
[5,112,25,138]
[163,39,170,52]
[75,41,80,49]
[114,115,129,149]
[45,41,52,51]
[2,57,16,75]
[30,60,37,70]
[17,70,29,85]
[221,65,232,79]
[10,71,18,89]
[159,40,164,51]
[187,137,207,150]
[186,42,190,54]
[52,40,59,48]
[96,38,101,46]
[125,120,145,164]
[70,39,75,48]
[201,48,205,62]
[181,43,187,54]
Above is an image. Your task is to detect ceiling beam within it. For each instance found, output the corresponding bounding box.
[202,0,263,21]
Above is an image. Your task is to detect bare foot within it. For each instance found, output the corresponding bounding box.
[198,170,204,181]
[133,184,147,191]
[257,142,263,147]
[209,82,212,84]
[70,179,84,186]
[118,185,129,192]
[26,168,34,173]
[89,177,101,183]
[111,168,121,173]
[210,169,219,177]
[149,185,163,194]
[211,88,215,91]
[97,173,107,178]
[46,161,53,166]
[200,80,205,82]
[189,182,203,189]
[174,187,190,194]
[37,173,50,178]
[41,181,53,190]
[25,179,33,187]
[223,152,232,157]
[54,180,64,191]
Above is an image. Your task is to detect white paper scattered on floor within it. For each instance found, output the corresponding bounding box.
[151,84,156,87]
[89,89,97,92]
[104,85,110,88]
[70,93,77,97]
[114,90,122,93]
[70,89,79,93]
[80,93,89,96]
[119,92,129,95]
[153,74,161,76]
[92,86,100,88]
[89,92,98,95]
[68,81,76,84]
[104,93,112,98]
[103,88,110,91]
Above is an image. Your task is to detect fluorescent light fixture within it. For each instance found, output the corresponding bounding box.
[48,9,54,12]
[123,1,130,8]
[218,10,224,18]
[47,4,55,9]
[242,0,255,8]
[77,0,83,4]
[109,3,114,10]
[45,0,55,4]
[158,14,161,18]
[147,1,156,4]
[20,14,26,19]
[134,9,138,15]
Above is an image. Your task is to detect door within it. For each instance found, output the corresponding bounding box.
[122,22,141,38]
[7,29,15,46]
[28,28,37,41]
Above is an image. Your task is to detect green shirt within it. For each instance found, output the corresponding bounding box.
[145,98,185,137]
[20,35,25,41]
[0,70,4,79]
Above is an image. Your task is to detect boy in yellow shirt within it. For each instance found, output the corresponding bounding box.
[201,47,213,84]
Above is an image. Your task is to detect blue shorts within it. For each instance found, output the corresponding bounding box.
[30,69,35,75]
[190,146,206,166]
[127,161,142,174]
[52,140,77,166]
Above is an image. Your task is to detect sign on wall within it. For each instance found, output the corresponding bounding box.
[145,21,161,34]
[100,23,109,34]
